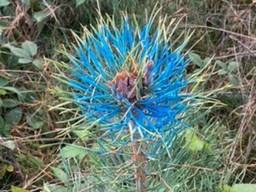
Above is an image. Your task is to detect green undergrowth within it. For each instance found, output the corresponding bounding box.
[1,0,256,191]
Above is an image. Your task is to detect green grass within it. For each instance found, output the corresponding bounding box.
[1,0,256,191]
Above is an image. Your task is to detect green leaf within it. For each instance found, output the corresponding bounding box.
[215,60,227,69]
[0,20,8,33]
[231,184,256,192]
[42,184,52,192]
[185,129,208,152]
[221,185,232,192]
[72,128,90,140]
[51,167,69,183]
[22,0,30,6]
[0,0,10,7]
[26,115,44,129]
[2,99,19,108]
[0,164,17,180]
[33,11,50,23]
[18,58,33,64]
[32,59,44,69]
[0,89,7,95]
[16,154,43,169]
[218,69,227,75]
[158,188,166,192]
[0,116,5,128]
[43,183,68,192]
[61,144,87,159]
[189,52,203,67]
[5,107,22,126]
[228,61,239,73]
[10,186,30,192]
[0,164,7,178]
[1,140,16,150]
[6,164,14,172]
[76,0,86,7]
[0,120,11,136]
[0,86,21,96]
[5,45,30,58]
[204,57,211,65]
[22,41,38,56]
[0,78,9,86]
[228,74,240,86]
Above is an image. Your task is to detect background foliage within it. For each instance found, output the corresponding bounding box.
[0,0,256,191]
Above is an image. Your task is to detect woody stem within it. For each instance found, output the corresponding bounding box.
[132,140,147,192]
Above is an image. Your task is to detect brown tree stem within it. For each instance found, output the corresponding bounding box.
[132,141,147,192]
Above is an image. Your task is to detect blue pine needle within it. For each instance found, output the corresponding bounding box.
[66,17,189,149]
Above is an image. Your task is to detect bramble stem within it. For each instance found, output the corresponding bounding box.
[132,141,147,192]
